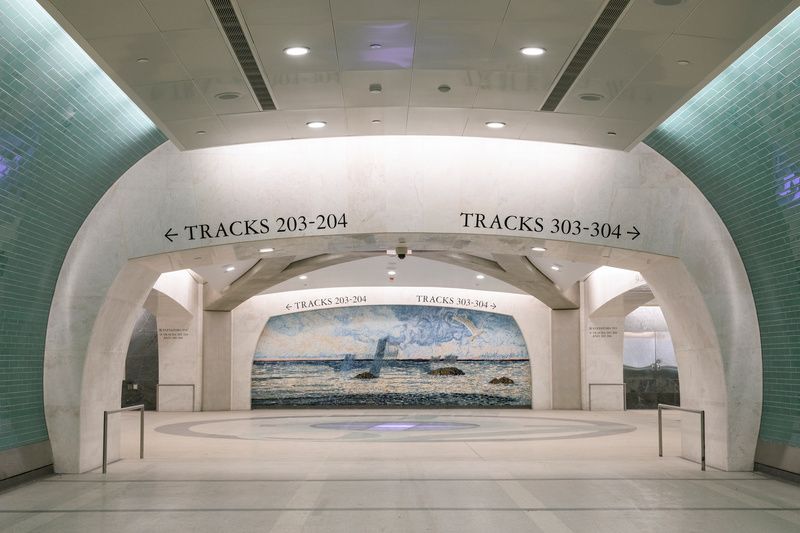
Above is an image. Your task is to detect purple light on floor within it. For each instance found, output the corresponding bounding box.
[372,423,416,431]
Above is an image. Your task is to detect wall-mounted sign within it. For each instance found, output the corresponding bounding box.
[416,294,497,310]
[164,213,349,243]
[285,294,367,312]
[589,326,619,339]
[459,212,640,240]
[158,327,190,340]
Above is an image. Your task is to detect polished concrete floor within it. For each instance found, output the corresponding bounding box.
[1,409,799,532]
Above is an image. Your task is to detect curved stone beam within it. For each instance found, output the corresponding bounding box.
[418,252,578,309]
[204,252,378,311]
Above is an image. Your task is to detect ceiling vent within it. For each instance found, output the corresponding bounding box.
[208,0,276,110]
[540,0,632,112]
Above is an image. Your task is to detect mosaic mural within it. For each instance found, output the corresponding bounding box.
[252,305,531,408]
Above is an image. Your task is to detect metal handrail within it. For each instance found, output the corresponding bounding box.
[658,403,705,471]
[156,383,196,412]
[102,404,144,474]
[588,382,627,411]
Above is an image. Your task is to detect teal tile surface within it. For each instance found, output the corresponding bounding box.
[646,9,800,449]
[0,0,165,451]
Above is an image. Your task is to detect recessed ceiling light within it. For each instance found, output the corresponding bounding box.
[485,121,506,129]
[369,43,383,49]
[476,274,485,280]
[369,83,383,94]
[531,246,547,252]
[136,57,149,63]
[299,275,308,280]
[259,247,274,253]
[676,59,691,66]
[224,265,235,272]
[306,121,327,129]
[387,270,396,276]
[579,93,605,102]
[550,265,561,271]
[215,91,241,100]
[437,84,451,93]
[520,47,546,56]
[653,0,683,5]
[607,131,617,136]
[284,46,310,56]
[371,119,382,124]
[195,130,207,135]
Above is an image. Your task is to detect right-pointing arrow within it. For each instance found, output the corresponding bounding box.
[626,226,640,240]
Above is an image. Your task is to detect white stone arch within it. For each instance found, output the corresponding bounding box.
[45,136,760,472]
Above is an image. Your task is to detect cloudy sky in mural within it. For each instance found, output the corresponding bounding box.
[254,305,528,360]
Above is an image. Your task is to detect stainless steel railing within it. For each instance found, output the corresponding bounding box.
[588,382,627,410]
[102,404,144,474]
[658,403,705,471]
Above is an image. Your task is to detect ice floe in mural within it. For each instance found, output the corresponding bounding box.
[251,305,531,408]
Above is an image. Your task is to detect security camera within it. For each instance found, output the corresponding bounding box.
[396,246,408,260]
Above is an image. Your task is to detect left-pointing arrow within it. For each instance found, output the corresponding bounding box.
[285,304,293,311]
[164,228,178,242]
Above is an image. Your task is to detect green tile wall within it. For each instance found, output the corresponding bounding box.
[646,8,800,449]
[0,0,165,451]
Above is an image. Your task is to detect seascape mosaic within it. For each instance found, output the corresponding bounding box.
[251,305,531,408]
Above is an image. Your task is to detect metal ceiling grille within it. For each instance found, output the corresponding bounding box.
[209,0,276,110]
[540,0,632,112]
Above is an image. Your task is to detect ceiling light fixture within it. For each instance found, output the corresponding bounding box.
[215,91,241,100]
[371,119,382,124]
[306,121,327,129]
[476,274,485,280]
[607,131,617,136]
[195,130,207,135]
[485,121,506,129]
[259,247,274,253]
[437,84,451,93]
[284,46,310,56]
[224,265,235,272]
[369,83,383,94]
[299,275,308,280]
[520,47,546,56]
[550,265,561,271]
[676,59,691,66]
[579,93,604,102]
[136,57,149,63]
[653,0,683,5]
[369,43,383,49]
[387,270,396,276]
[531,246,547,252]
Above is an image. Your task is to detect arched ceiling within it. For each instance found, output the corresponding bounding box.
[40,0,794,150]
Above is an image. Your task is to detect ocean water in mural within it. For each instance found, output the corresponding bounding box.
[252,305,531,408]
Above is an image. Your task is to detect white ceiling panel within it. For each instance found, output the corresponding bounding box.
[473,71,547,111]
[488,19,589,73]
[619,0,701,33]
[421,0,509,22]
[237,0,332,26]
[406,107,469,136]
[413,21,501,70]
[162,29,243,79]
[134,80,214,122]
[631,34,740,86]
[141,0,218,32]
[520,112,646,150]
[87,34,189,86]
[164,116,228,150]
[345,107,408,136]
[49,0,157,39]
[249,23,339,73]
[331,0,419,21]
[334,21,417,70]
[194,76,260,115]
[282,108,349,138]
[341,70,412,107]
[219,112,291,144]
[463,109,529,139]
[677,0,792,40]
[506,0,605,21]
[410,70,480,107]
[268,71,344,109]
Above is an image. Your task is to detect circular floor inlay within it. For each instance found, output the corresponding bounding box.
[154,414,636,443]
[311,421,479,432]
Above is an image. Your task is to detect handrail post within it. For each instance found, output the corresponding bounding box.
[658,404,663,457]
[700,410,706,471]
[139,406,144,459]
[101,404,144,474]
